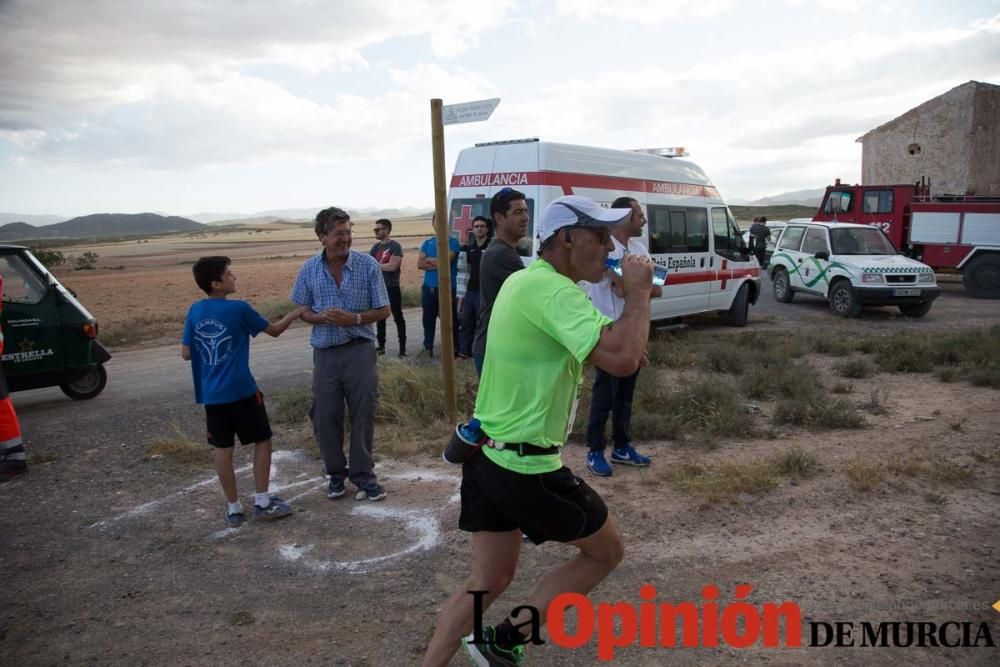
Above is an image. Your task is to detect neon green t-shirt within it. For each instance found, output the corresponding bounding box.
[476,259,611,474]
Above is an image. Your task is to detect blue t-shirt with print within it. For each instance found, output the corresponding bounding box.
[182,299,269,405]
[420,236,461,288]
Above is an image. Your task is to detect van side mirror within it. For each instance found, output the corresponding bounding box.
[815,251,830,261]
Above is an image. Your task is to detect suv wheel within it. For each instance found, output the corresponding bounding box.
[829,281,861,318]
[772,268,794,303]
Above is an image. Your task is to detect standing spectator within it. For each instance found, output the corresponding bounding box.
[583,197,662,477]
[470,188,530,375]
[0,274,26,483]
[457,215,490,359]
[416,215,460,358]
[421,195,652,666]
[369,218,406,357]
[182,256,304,525]
[291,207,391,502]
[749,215,771,267]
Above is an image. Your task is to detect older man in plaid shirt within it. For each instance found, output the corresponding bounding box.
[292,207,391,501]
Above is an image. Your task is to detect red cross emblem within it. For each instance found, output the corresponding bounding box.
[452,205,474,239]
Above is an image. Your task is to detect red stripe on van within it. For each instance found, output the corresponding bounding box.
[663,267,761,286]
[450,170,720,198]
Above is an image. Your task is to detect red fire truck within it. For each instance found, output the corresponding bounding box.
[812,178,1000,298]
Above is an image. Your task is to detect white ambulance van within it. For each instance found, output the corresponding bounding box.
[448,138,761,325]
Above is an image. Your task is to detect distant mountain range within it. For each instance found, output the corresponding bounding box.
[0,213,204,242]
[188,206,431,224]
[0,212,68,226]
[743,188,825,207]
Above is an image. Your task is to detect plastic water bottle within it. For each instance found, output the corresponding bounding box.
[605,258,668,286]
[443,418,485,464]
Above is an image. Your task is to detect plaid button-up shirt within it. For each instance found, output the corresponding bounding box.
[291,250,390,348]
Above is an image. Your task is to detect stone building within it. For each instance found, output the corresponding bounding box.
[857,80,1000,196]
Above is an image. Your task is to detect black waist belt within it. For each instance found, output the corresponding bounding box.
[330,338,371,349]
[485,439,558,456]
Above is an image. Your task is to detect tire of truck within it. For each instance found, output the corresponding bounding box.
[772,268,794,303]
[961,254,1000,299]
[898,301,933,318]
[60,364,108,400]
[722,282,750,327]
[828,280,861,318]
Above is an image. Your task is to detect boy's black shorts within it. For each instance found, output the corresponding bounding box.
[459,450,608,545]
[204,391,273,448]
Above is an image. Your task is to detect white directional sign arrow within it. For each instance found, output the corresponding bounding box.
[442,98,501,126]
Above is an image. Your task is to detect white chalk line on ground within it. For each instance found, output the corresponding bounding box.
[277,505,442,574]
[90,450,301,528]
[92,450,461,574]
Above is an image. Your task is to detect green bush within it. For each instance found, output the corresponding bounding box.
[835,357,876,379]
[74,251,99,270]
[29,246,65,268]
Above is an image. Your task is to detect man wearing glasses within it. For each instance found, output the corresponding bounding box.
[291,207,391,502]
[369,218,406,357]
[457,215,491,359]
[423,195,654,666]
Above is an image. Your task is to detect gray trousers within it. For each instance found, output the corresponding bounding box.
[310,341,378,487]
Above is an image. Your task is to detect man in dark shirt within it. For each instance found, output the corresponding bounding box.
[369,218,406,356]
[471,188,530,376]
[749,216,771,268]
[457,216,490,358]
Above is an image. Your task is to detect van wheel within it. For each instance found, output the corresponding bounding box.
[60,364,108,400]
[898,302,932,318]
[962,255,1000,298]
[772,268,794,303]
[723,283,750,327]
[829,281,861,318]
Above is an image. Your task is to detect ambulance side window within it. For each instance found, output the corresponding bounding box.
[0,255,47,305]
[647,205,708,253]
[711,207,743,258]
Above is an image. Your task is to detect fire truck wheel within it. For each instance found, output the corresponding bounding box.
[962,254,1000,299]
[772,269,794,303]
[898,301,933,318]
[829,280,861,318]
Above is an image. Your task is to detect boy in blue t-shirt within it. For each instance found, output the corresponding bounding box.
[182,256,305,527]
[417,215,462,356]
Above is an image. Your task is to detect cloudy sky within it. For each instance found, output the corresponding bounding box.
[1,0,998,218]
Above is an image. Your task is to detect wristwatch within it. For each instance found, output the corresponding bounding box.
[355,313,362,326]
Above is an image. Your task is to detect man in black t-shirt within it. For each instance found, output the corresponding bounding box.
[471,188,530,376]
[457,216,490,358]
[369,218,406,356]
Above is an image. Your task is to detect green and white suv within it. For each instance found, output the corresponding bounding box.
[769,221,941,318]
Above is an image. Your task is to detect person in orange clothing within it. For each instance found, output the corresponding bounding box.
[0,275,27,482]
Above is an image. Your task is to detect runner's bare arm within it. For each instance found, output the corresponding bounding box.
[588,255,652,376]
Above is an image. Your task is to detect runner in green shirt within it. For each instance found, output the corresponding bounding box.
[423,195,655,666]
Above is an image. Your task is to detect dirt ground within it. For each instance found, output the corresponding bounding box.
[2,229,999,665]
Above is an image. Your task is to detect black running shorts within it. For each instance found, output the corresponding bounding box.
[459,451,608,545]
[204,391,273,448]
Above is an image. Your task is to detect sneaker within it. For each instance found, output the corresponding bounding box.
[377,347,386,355]
[419,347,434,358]
[398,349,407,358]
[225,510,246,528]
[327,477,346,499]
[586,451,613,477]
[253,496,292,520]
[611,443,651,467]
[354,481,387,501]
[464,626,525,666]
[0,460,27,483]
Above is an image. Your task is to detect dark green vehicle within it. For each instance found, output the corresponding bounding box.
[0,245,111,400]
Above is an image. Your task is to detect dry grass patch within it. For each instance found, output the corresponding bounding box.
[886,452,972,485]
[845,455,882,491]
[773,446,821,478]
[101,312,184,348]
[271,387,312,423]
[666,460,779,505]
[145,426,207,467]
